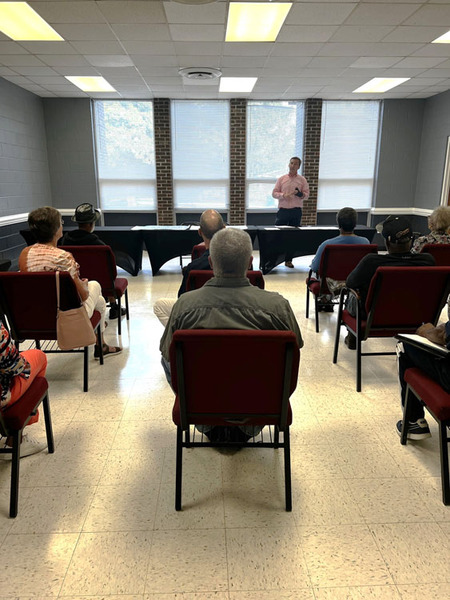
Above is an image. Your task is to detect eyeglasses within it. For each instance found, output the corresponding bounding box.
[60,219,64,226]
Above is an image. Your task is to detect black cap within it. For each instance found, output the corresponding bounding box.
[72,203,101,224]
[380,215,413,243]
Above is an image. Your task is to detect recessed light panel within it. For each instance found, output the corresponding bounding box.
[219,77,257,93]
[65,76,116,93]
[226,2,292,42]
[0,2,63,41]
[432,31,450,44]
[353,78,410,93]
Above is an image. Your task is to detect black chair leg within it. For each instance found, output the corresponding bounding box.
[124,288,130,320]
[314,297,319,333]
[274,425,280,449]
[175,426,183,511]
[333,292,345,364]
[400,385,413,446]
[117,297,122,336]
[42,392,55,454]
[9,430,21,518]
[283,427,292,512]
[356,334,362,392]
[305,288,310,319]
[439,419,450,505]
[83,346,89,392]
[96,327,104,365]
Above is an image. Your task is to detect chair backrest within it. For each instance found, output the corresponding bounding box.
[318,244,378,282]
[0,271,81,341]
[421,244,450,266]
[60,245,117,296]
[191,242,206,261]
[365,266,450,332]
[169,330,300,430]
[186,269,265,291]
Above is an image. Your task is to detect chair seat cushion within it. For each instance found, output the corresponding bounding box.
[307,280,321,295]
[341,309,418,339]
[172,396,293,427]
[1,377,48,431]
[90,309,101,329]
[114,278,128,296]
[405,368,450,420]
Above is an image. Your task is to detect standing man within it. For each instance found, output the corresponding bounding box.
[272,157,310,268]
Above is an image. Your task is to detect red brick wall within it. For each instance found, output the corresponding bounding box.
[153,98,174,225]
[303,98,322,225]
[229,99,247,225]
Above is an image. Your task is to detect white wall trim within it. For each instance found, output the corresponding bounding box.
[370,207,432,217]
[0,213,28,227]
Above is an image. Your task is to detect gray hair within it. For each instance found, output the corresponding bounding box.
[199,209,225,241]
[429,206,450,233]
[209,228,252,278]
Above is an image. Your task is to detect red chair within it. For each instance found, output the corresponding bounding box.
[186,269,265,292]
[421,243,450,266]
[191,242,206,261]
[333,266,450,391]
[169,330,300,511]
[0,377,54,517]
[0,272,102,392]
[61,245,129,335]
[401,367,450,505]
[306,244,378,332]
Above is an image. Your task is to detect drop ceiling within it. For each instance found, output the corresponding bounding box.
[2,0,450,99]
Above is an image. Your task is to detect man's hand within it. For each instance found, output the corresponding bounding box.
[416,322,447,346]
[295,188,303,198]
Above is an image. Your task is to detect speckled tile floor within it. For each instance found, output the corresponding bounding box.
[0,251,449,600]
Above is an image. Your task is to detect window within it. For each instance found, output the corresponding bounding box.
[318,101,380,211]
[94,101,156,210]
[171,100,229,210]
[246,101,304,209]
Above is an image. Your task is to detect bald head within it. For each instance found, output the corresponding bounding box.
[199,209,225,244]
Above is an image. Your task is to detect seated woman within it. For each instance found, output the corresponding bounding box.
[0,321,47,456]
[412,206,450,253]
[19,206,121,358]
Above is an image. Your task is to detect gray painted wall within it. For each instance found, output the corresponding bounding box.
[415,89,450,210]
[0,77,51,218]
[43,98,98,210]
[375,99,424,210]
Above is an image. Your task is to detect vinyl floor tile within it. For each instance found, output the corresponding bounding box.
[314,585,401,599]
[396,583,450,599]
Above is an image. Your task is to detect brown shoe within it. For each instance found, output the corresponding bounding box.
[285,261,294,268]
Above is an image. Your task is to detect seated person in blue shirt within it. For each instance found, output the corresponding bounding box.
[310,207,370,311]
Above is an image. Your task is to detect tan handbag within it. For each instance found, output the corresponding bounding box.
[55,270,96,350]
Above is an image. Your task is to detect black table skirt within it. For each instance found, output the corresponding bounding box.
[257,226,377,274]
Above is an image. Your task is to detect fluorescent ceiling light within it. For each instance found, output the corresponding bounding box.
[353,77,410,93]
[219,77,257,93]
[432,30,450,44]
[65,76,116,93]
[0,2,63,41]
[226,2,292,42]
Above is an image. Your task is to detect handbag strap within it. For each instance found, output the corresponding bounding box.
[55,270,61,310]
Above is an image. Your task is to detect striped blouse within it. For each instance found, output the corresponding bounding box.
[24,243,79,278]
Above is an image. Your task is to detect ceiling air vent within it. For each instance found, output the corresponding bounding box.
[179,67,222,85]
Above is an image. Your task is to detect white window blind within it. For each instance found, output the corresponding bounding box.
[171,100,229,210]
[94,101,156,210]
[246,101,305,210]
[318,101,380,210]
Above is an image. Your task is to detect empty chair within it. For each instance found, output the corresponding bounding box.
[191,242,206,261]
[421,243,450,266]
[169,329,300,511]
[306,244,378,332]
[61,245,129,335]
[0,271,102,392]
[333,266,450,391]
[186,269,264,291]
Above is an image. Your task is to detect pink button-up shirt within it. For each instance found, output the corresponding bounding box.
[272,173,310,209]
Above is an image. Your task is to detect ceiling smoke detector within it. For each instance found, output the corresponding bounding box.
[179,67,222,81]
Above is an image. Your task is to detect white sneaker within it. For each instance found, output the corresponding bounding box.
[0,433,47,459]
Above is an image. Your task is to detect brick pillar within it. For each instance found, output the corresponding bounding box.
[154,98,174,225]
[229,99,246,225]
[303,98,322,225]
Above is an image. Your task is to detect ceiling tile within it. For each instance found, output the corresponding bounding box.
[31,1,106,23]
[393,57,447,68]
[223,43,273,57]
[18,42,78,54]
[96,1,167,24]
[53,24,116,41]
[134,66,179,77]
[131,55,178,67]
[174,42,223,55]
[37,54,91,67]
[278,26,338,43]
[177,56,220,68]
[264,56,313,69]
[287,3,357,25]
[350,56,403,68]
[12,66,59,76]
[111,24,171,41]
[404,4,450,26]
[121,41,175,55]
[345,3,421,25]
[169,24,224,42]
[271,43,323,57]
[71,41,125,55]
[84,55,134,67]
[0,67,18,76]
[0,55,47,67]
[381,25,449,43]
[29,75,74,84]
[93,66,138,77]
[221,56,266,68]
[163,1,226,24]
[52,66,100,76]
[307,56,356,68]
[0,42,29,55]
[412,45,450,57]
[329,25,395,42]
